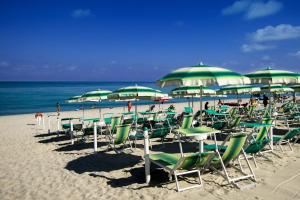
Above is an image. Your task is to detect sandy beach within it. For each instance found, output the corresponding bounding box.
[0,101,300,200]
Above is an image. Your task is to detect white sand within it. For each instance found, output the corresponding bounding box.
[1,101,300,200]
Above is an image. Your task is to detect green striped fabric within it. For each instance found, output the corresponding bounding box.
[256,118,273,142]
[289,84,300,92]
[214,133,247,166]
[171,85,216,97]
[180,115,193,129]
[81,89,112,102]
[114,124,131,144]
[108,85,167,100]
[246,67,300,84]
[261,84,294,93]
[157,64,250,87]
[110,116,122,132]
[66,95,83,103]
[217,85,261,95]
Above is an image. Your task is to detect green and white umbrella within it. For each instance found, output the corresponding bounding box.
[158,63,250,123]
[158,64,250,87]
[81,89,112,102]
[66,95,83,103]
[289,84,300,93]
[108,85,166,100]
[217,85,261,95]
[245,67,299,84]
[261,84,294,94]
[108,85,167,130]
[171,85,216,96]
[81,89,112,119]
[171,85,216,110]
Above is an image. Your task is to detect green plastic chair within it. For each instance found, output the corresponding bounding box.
[107,124,132,153]
[106,116,122,135]
[201,133,256,188]
[149,152,213,191]
[273,128,300,152]
[184,106,193,114]
[180,115,193,129]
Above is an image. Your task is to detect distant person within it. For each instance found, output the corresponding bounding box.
[263,95,269,107]
[217,99,223,106]
[56,102,61,116]
[127,101,132,112]
[204,102,209,110]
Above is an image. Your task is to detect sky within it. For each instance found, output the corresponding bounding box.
[0,0,300,81]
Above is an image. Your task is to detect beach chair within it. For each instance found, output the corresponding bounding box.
[201,133,256,188]
[242,118,274,167]
[212,115,241,133]
[107,124,132,153]
[149,152,213,191]
[106,116,122,135]
[273,128,300,152]
[184,106,193,114]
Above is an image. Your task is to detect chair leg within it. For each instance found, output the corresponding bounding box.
[174,170,203,192]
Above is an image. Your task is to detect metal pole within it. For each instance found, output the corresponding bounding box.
[70,120,74,145]
[93,121,97,152]
[200,86,203,125]
[143,127,151,184]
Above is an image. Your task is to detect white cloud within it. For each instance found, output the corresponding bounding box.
[289,50,300,58]
[242,43,275,52]
[251,24,300,42]
[222,0,282,20]
[71,9,93,19]
[246,0,282,19]
[0,61,10,67]
[222,0,251,15]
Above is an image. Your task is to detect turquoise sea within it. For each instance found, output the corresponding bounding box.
[0,81,249,116]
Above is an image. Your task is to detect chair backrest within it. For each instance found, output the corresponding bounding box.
[184,107,193,114]
[221,133,247,166]
[150,125,170,138]
[283,128,300,140]
[248,105,255,117]
[110,116,122,131]
[180,115,193,129]
[114,124,131,144]
[256,118,273,142]
[229,107,237,118]
[229,115,241,128]
[176,153,200,170]
[219,105,229,113]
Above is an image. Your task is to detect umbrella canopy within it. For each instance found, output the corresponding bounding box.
[245,67,299,84]
[289,84,300,92]
[261,84,294,93]
[108,85,166,100]
[170,85,216,97]
[217,85,261,95]
[81,89,112,102]
[66,95,83,103]
[157,64,250,87]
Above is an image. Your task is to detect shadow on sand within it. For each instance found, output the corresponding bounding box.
[65,151,142,174]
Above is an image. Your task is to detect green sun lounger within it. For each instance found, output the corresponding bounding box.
[107,124,132,153]
[202,133,256,188]
[149,152,213,192]
[273,128,300,152]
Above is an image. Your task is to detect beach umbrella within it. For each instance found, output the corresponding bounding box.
[81,89,112,119]
[261,84,294,94]
[108,85,167,130]
[217,85,261,95]
[170,85,216,110]
[245,67,299,85]
[289,84,300,92]
[66,95,83,103]
[157,63,250,123]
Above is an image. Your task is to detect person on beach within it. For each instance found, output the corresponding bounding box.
[56,102,61,116]
[263,95,269,107]
[217,99,223,106]
[127,101,132,112]
[204,102,209,110]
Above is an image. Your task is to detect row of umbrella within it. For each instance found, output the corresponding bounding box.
[66,64,300,125]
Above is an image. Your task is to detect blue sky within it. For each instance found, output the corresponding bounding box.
[0,0,300,81]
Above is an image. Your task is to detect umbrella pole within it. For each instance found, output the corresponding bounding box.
[135,99,138,132]
[200,86,203,125]
[192,95,194,111]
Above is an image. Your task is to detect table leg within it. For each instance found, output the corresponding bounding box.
[93,122,97,152]
[199,140,204,153]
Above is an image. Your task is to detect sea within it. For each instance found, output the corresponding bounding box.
[0,81,247,116]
